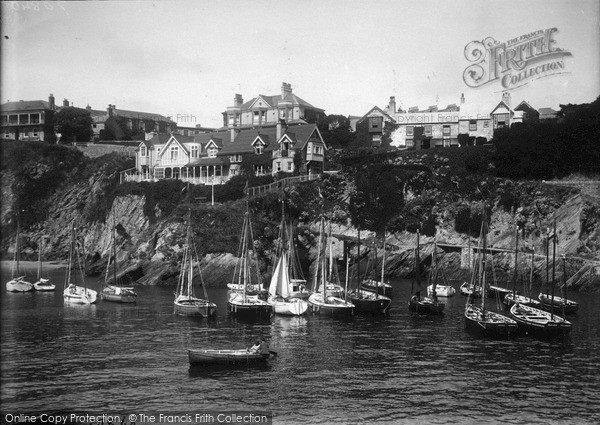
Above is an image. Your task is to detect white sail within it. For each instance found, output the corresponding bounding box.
[269,253,290,299]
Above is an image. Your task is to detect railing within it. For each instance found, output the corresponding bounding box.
[120,168,226,186]
[245,174,321,198]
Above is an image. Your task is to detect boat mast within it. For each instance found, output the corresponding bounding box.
[112,209,118,288]
[380,230,386,294]
[415,229,420,299]
[551,219,557,320]
[481,213,488,319]
[529,245,535,299]
[37,239,42,281]
[512,226,519,298]
[65,225,74,289]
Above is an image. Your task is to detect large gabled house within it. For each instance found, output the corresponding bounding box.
[128,122,326,185]
[222,82,325,128]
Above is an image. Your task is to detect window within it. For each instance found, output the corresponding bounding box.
[33,128,38,137]
[155,168,165,179]
[19,114,28,124]
[30,113,40,124]
[141,146,147,156]
[9,115,18,124]
[276,162,281,172]
[287,162,292,172]
[443,125,451,135]
[170,146,178,160]
[484,120,490,128]
[372,135,382,143]
[307,144,312,154]
[253,111,260,124]
[369,116,382,131]
[280,109,286,119]
[254,143,263,155]
[208,147,218,158]
[191,146,199,158]
[1,115,7,125]
[424,125,432,135]
[255,165,265,176]
[406,126,414,136]
[469,120,477,131]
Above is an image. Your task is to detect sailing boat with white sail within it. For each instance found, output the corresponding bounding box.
[63,225,97,304]
[101,210,137,303]
[174,208,217,317]
[6,220,34,293]
[33,238,55,291]
[267,201,309,316]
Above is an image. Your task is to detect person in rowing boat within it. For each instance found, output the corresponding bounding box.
[248,340,261,354]
[259,338,270,356]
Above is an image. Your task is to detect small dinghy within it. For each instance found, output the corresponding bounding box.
[188,349,271,366]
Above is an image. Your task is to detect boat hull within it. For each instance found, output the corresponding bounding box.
[101,286,137,303]
[6,277,34,292]
[269,297,309,316]
[308,293,354,316]
[174,296,217,317]
[188,349,270,366]
[509,303,572,337]
[408,296,445,315]
[427,284,455,297]
[503,293,541,309]
[460,283,482,297]
[464,304,517,338]
[349,290,391,315]
[538,293,579,314]
[228,293,272,317]
[33,279,55,291]
[63,284,98,304]
[360,279,393,297]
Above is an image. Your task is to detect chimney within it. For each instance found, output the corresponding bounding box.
[86,104,91,111]
[502,92,511,108]
[107,104,114,117]
[281,82,292,98]
[460,93,465,104]
[49,94,55,110]
[63,98,69,107]
[234,94,243,107]
[388,96,396,114]
[230,127,238,142]
[276,120,282,140]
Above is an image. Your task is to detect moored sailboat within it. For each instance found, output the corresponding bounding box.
[63,225,97,304]
[504,236,540,309]
[426,243,455,297]
[537,220,579,315]
[308,218,354,316]
[101,211,137,303]
[174,208,217,317]
[227,211,272,317]
[348,230,391,315]
[509,303,572,337]
[267,201,309,316]
[6,220,34,293]
[360,238,393,296]
[464,213,517,338]
[33,239,55,291]
[408,230,445,315]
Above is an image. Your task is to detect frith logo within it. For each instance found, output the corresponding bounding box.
[463,28,572,90]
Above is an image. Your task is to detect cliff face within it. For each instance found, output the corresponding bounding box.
[2,144,599,291]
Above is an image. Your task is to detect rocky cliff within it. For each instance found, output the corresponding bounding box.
[2,143,599,291]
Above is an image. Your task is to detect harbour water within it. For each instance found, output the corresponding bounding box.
[1,265,600,424]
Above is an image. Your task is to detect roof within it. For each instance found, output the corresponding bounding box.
[186,156,230,167]
[1,100,52,112]
[538,107,558,119]
[237,93,324,113]
[356,106,396,124]
[112,108,174,123]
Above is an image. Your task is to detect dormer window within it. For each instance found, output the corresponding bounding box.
[255,145,263,155]
[191,146,198,158]
[141,146,147,156]
[208,147,218,158]
[170,146,178,160]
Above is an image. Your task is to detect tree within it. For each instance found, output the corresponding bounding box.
[53,107,93,143]
[317,114,355,148]
[348,162,405,236]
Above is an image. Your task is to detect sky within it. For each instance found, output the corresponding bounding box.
[1,0,599,128]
